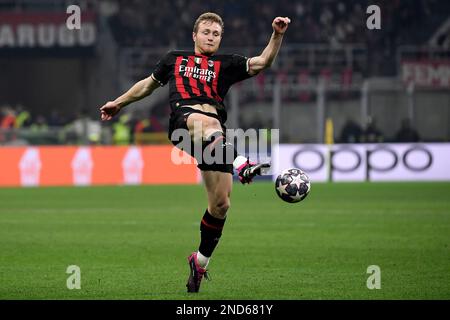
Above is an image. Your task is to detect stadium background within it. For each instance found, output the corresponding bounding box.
[0,0,449,300]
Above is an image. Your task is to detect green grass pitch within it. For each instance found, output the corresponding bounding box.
[0,182,449,299]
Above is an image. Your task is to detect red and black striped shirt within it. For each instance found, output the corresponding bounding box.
[151,50,253,123]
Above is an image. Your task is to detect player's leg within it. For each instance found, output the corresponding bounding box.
[183,111,268,292]
[186,170,232,293]
[186,112,269,184]
[199,170,232,262]
[185,112,222,145]
[184,113,232,293]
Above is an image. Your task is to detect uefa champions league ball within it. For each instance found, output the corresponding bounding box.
[275,168,311,203]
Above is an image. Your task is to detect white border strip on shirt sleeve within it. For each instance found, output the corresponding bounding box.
[151,74,164,87]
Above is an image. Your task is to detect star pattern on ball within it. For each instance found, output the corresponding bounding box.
[292,175,302,190]
[277,181,290,195]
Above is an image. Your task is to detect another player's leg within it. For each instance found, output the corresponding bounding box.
[186,171,232,293]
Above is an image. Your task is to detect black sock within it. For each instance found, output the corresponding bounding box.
[199,210,226,257]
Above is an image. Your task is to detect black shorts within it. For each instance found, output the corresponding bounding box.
[168,107,233,174]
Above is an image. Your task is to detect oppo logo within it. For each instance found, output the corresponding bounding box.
[292,145,433,180]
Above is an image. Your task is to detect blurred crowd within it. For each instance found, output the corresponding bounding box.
[1,104,422,145]
[339,117,421,143]
[104,0,449,77]
[4,0,447,50]
[0,104,167,145]
[105,0,449,49]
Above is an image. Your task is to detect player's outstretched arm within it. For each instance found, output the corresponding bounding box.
[100,75,160,121]
[248,17,290,76]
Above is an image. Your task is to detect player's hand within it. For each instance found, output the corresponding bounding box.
[272,17,291,35]
[100,101,121,121]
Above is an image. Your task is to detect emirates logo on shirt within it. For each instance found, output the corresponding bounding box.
[179,64,217,82]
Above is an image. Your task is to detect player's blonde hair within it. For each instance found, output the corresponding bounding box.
[193,12,224,35]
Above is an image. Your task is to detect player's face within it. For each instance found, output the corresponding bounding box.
[193,21,222,55]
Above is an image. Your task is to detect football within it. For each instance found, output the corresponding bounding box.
[275,168,311,203]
